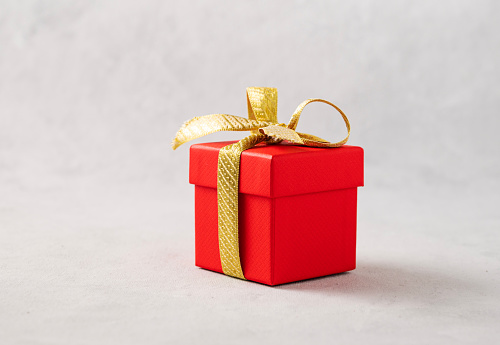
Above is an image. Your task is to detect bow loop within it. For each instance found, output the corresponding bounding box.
[172,114,271,150]
[286,98,350,147]
[247,87,278,124]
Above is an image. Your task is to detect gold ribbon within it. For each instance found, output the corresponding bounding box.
[172,87,350,280]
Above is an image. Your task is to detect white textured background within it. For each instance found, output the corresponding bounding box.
[1,1,499,344]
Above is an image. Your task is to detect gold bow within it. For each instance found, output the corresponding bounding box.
[172,87,350,280]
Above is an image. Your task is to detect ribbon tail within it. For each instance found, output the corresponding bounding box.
[296,132,330,143]
[260,125,304,145]
[172,114,270,150]
[217,133,266,279]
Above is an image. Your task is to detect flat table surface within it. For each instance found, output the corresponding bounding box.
[1,181,498,345]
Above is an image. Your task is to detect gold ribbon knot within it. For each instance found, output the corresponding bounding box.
[172,87,350,280]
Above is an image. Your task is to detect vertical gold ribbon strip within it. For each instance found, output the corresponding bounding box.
[217,133,266,279]
[172,87,351,280]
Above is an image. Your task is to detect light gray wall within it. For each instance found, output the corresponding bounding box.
[1,1,498,224]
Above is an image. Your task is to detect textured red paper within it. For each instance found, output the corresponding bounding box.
[190,141,364,286]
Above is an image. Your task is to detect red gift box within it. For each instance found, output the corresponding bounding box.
[190,141,364,286]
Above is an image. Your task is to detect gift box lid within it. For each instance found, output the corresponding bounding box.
[189,141,363,198]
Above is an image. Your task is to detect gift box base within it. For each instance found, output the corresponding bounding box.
[194,185,357,286]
